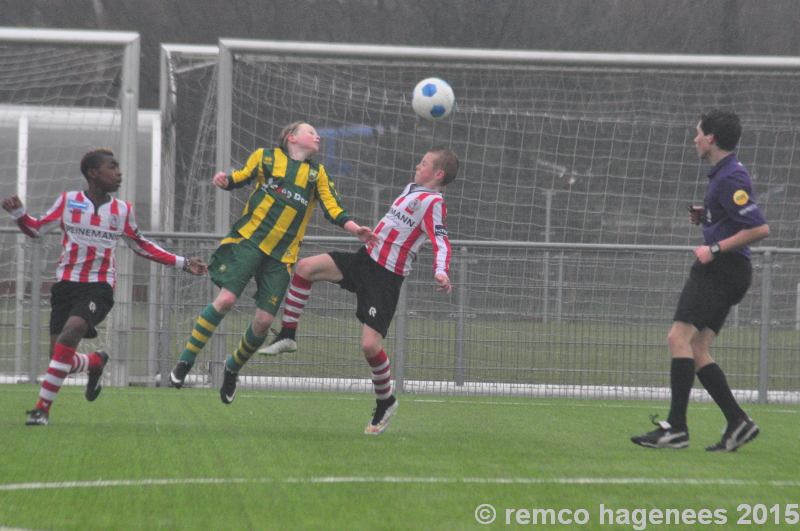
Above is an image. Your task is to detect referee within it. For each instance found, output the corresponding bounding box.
[632,109,769,452]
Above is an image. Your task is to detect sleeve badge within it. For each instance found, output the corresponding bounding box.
[733,189,749,206]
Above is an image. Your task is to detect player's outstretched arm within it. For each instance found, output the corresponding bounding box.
[183,256,208,276]
[2,193,59,238]
[2,195,24,215]
[435,272,452,294]
[212,171,230,189]
[344,220,379,246]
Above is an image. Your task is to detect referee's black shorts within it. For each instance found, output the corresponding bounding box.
[328,247,404,338]
[673,253,752,334]
[50,281,115,339]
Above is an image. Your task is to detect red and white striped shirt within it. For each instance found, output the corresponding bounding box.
[13,191,184,287]
[367,183,451,277]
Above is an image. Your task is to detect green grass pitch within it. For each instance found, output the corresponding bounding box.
[1,386,798,530]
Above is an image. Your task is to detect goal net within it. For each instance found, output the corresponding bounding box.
[168,42,800,400]
[0,29,140,383]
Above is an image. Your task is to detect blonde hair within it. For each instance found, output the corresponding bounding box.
[279,121,308,151]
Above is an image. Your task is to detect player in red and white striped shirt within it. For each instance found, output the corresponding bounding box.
[3,148,207,426]
[261,146,459,434]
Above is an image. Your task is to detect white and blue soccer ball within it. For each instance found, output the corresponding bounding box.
[412,77,455,120]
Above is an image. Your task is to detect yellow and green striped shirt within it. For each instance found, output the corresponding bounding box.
[220,147,350,264]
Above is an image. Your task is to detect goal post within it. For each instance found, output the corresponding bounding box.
[172,40,800,400]
[0,27,139,384]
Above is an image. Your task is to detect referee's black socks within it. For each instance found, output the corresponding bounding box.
[697,362,746,425]
[667,357,695,430]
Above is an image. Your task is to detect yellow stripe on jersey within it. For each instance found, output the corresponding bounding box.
[272,148,288,178]
[220,236,244,246]
[238,195,276,239]
[294,163,310,189]
[281,196,317,263]
[231,148,264,185]
[259,206,298,255]
[315,166,345,220]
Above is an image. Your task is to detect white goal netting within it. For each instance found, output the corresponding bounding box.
[164,44,800,400]
[0,33,137,380]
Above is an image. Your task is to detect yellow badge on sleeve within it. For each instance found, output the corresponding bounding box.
[733,189,749,206]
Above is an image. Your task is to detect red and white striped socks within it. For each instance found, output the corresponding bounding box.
[69,351,104,375]
[368,350,393,400]
[36,343,75,412]
[281,274,312,330]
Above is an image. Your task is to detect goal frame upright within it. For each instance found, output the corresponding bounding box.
[0,27,140,385]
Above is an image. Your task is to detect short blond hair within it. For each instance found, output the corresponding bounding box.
[279,121,309,151]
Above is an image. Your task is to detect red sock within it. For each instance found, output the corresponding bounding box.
[282,274,312,330]
[35,343,75,412]
[367,350,392,400]
[68,351,103,374]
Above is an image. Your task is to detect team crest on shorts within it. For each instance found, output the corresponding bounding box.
[89,301,96,313]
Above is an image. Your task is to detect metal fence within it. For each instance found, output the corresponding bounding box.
[2,227,798,403]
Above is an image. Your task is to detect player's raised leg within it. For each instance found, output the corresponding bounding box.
[259,254,343,355]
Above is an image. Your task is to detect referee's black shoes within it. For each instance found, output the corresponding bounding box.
[705,417,760,452]
[630,415,689,449]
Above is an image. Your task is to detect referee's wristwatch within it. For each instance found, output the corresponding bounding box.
[709,242,722,256]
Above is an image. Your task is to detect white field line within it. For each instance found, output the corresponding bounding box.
[4,373,800,404]
[1,385,797,414]
[1,476,799,492]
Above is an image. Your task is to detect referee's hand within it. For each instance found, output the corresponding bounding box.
[694,245,714,264]
[688,205,705,225]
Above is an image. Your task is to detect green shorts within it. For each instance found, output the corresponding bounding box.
[209,239,292,315]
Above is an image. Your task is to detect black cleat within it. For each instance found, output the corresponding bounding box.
[706,417,760,452]
[85,351,109,402]
[25,408,49,426]
[219,369,238,405]
[169,360,192,389]
[631,415,689,449]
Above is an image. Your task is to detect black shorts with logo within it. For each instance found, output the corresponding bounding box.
[50,281,115,339]
[673,253,752,334]
[328,247,405,338]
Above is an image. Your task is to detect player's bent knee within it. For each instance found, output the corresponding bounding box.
[214,291,238,313]
[252,312,274,336]
[361,341,382,359]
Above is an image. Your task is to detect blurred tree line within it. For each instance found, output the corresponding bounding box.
[4,0,799,107]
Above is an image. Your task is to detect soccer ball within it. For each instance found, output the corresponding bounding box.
[412,78,455,120]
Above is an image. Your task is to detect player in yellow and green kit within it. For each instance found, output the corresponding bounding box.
[169,121,378,403]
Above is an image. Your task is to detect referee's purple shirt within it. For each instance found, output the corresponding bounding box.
[701,153,767,258]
